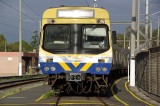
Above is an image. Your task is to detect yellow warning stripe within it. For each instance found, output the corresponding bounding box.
[0,102,116,105]
[35,90,56,102]
[0,103,56,105]
[71,62,80,67]
[125,82,154,106]
[80,63,92,71]
[58,103,103,105]
[59,62,72,71]
[60,103,115,105]
[111,77,129,106]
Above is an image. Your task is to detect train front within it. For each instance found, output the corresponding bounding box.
[39,7,113,94]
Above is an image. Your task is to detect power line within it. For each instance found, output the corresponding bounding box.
[84,0,89,7]
[0,0,39,23]
[0,16,38,27]
[0,21,33,33]
[23,1,40,17]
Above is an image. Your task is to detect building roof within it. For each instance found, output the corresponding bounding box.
[0,52,38,57]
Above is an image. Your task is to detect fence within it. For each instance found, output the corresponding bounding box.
[135,46,160,102]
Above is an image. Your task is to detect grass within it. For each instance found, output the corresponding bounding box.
[0,92,3,96]
[42,90,55,99]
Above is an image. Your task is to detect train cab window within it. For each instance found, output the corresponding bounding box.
[43,25,70,49]
[83,25,109,49]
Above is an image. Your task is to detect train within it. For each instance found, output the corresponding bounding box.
[39,6,128,94]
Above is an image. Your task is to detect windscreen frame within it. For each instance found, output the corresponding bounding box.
[42,24,71,50]
[82,24,110,50]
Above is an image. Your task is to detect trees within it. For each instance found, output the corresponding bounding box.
[30,31,39,52]
[0,34,7,52]
[0,31,40,52]
[7,41,33,52]
[0,34,33,52]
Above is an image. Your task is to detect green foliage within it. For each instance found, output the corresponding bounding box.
[0,34,6,41]
[42,90,55,99]
[30,31,39,52]
[152,29,158,39]
[22,40,33,52]
[117,34,124,40]
[0,34,6,52]
[7,40,33,52]
[0,34,33,52]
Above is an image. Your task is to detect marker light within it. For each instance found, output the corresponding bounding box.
[96,67,101,72]
[51,66,56,71]
[57,10,94,18]
[97,19,105,24]
[47,19,55,24]
[44,67,49,71]
[102,67,107,72]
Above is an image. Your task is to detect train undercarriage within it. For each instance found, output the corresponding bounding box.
[44,73,109,95]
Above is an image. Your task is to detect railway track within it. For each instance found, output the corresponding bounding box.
[54,95,108,106]
[55,95,62,106]
[0,77,45,90]
[96,96,108,106]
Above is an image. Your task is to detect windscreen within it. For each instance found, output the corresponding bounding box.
[83,25,109,49]
[43,25,70,49]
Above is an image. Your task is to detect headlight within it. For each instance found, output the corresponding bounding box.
[102,67,107,72]
[96,67,101,72]
[44,67,49,71]
[51,66,56,71]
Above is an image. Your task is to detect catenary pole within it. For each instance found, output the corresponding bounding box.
[38,21,41,68]
[124,30,126,49]
[150,12,160,46]
[19,0,22,76]
[94,0,97,8]
[145,0,149,48]
[5,41,6,52]
[150,21,152,48]
[137,0,140,50]
[158,16,159,46]
[130,0,136,86]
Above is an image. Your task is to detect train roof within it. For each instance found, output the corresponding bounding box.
[42,6,110,19]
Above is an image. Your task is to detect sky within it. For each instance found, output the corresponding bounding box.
[0,0,160,43]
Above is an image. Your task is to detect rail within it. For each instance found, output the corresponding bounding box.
[0,75,42,80]
[96,96,108,106]
[0,77,45,90]
[55,95,62,106]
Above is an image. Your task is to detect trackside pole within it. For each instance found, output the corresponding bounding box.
[19,0,22,76]
[128,54,130,82]
[130,59,135,86]
[130,0,136,86]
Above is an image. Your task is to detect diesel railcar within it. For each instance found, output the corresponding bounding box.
[39,6,128,94]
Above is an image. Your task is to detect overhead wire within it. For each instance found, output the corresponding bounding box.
[23,1,40,17]
[0,15,38,27]
[136,1,159,28]
[0,0,39,23]
[0,21,33,33]
[84,0,89,7]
